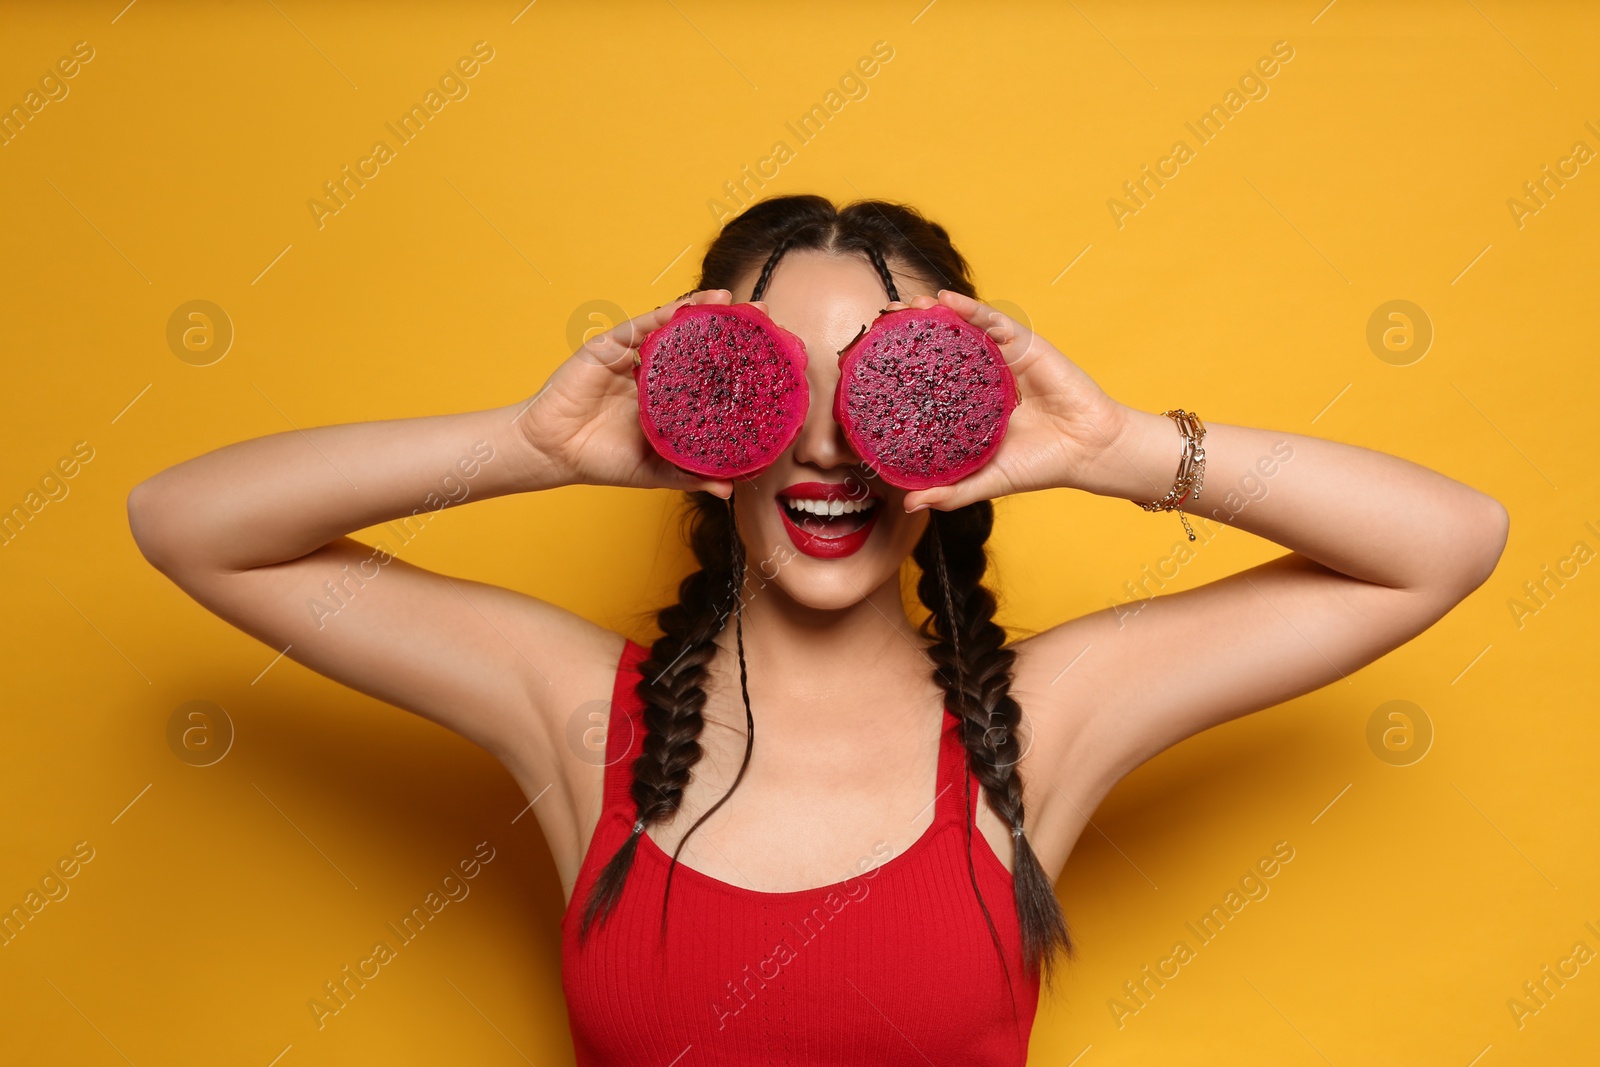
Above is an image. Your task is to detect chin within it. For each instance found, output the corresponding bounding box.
[765,557,900,612]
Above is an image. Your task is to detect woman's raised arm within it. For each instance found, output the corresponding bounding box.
[125,290,735,889]
[894,289,1509,879]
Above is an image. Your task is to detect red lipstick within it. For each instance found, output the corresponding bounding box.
[776,480,883,560]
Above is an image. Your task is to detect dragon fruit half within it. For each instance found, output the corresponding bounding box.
[833,303,1020,491]
[634,301,810,479]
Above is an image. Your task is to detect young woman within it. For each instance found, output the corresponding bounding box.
[127,195,1508,1065]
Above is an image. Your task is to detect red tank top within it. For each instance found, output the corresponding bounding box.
[560,638,1041,1065]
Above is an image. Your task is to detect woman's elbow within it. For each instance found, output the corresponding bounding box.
[1456,496,1510,596]
[126,479,177,572]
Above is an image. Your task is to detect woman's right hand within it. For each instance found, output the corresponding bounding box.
[517,289,737,498]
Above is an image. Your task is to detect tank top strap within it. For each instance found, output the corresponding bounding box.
[935,708,971,827]
[938,710,999,832]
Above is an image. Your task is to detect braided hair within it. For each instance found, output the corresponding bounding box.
[578,194,1074,990]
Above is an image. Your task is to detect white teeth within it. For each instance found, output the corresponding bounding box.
[783,496,877,516]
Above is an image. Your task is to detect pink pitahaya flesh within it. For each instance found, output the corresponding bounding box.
[834,304,1020,491]
[634,302,810,479]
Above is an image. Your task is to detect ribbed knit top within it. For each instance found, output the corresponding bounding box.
[560,637,1040,1065]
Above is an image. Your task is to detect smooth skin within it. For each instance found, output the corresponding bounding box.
[127,249,1509,907]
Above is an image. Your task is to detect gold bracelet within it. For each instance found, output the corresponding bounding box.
[1132,410,1206,541]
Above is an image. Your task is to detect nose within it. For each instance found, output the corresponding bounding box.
[789,344,862,471]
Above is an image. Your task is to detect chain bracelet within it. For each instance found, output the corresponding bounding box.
[1133,410,1207,541]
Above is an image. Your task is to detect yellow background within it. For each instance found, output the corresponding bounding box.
[2,0,1597,1063]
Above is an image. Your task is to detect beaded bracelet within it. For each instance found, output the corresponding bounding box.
[1132,410,1206,542]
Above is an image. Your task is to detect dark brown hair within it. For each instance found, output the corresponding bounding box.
[579,195,1074,991]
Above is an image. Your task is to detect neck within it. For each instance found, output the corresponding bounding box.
[709,565,936,728]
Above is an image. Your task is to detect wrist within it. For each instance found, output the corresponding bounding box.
[1077,405,1190,502]
[496,397,572,493]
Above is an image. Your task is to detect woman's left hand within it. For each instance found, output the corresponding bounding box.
[894,290,1130,513]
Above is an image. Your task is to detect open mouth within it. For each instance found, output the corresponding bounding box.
[775,491,882,559]
[778,495,880,538]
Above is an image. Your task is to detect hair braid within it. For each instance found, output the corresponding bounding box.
[862,243,901,303]
[656,493,757,939]
[750,225,818,302]
[578,491,754,941]
[914,505,1075,989]
[839,199,960,295]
